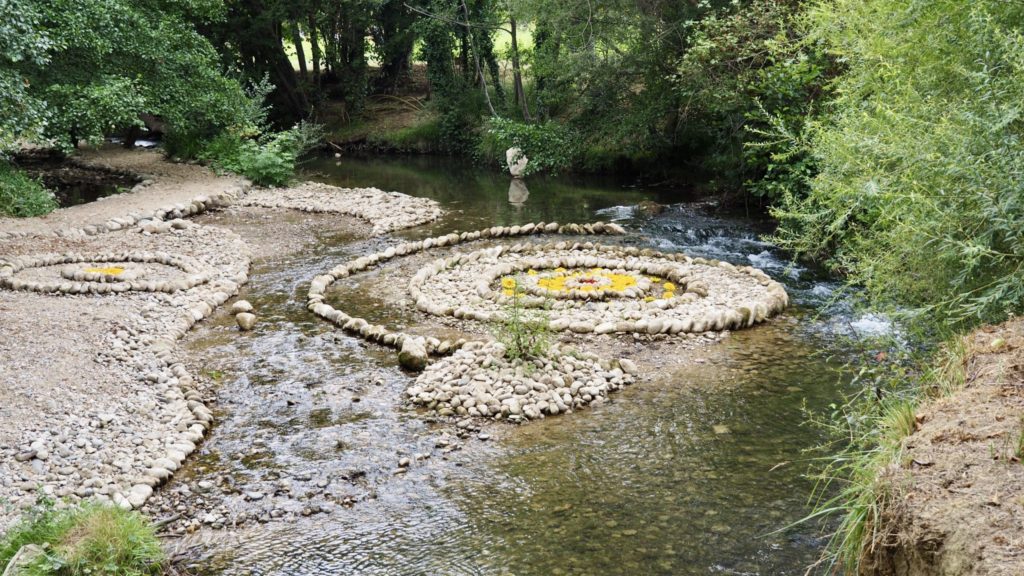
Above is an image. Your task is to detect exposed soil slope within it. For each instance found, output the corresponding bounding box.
[866,320,1024,575]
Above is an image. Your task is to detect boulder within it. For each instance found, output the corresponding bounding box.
[506,147,529,178]
[398,337,429,371]
[230,300,254,314]
[235,312,256,331]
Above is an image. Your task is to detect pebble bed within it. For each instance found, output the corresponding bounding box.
[0,225,251,522]
[409,341,638,422]
[239,182,443,235]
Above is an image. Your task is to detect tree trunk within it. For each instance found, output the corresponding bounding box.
[509,16,531,121]
[460,0,495,116]
[308,13,322,85]
[291,21,308,79]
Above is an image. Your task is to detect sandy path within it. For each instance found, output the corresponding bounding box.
[0,147,249,239]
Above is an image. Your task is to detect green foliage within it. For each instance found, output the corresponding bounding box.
[416,2,483,154]
[480,118,579,175]
[368,115,446,153]
[672,0,828,198]
[772,0,1024,327]
[492,282,550,360]
[0,500,164,576]
[0,0,255,153]
[0,162,56,217]
[200,122,324,187]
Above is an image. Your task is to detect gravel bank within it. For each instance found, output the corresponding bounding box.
[0,148,444,529]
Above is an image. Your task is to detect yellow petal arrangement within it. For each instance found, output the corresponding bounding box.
[501,276,519,296]
[84,266,125,275]
[535,270,639,293]
[493,267,685,303]
[498,268,685,301]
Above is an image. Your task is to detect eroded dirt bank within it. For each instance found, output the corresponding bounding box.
[864,319,1024,576]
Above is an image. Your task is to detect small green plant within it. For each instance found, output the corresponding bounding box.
[0,499,164,576]
[492,280,550,360]
[0,162,57,217]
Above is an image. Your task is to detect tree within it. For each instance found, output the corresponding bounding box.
[0,0,257,152]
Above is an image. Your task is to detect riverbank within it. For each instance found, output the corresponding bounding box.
[0,148,442,531]
[860,319,1024,575]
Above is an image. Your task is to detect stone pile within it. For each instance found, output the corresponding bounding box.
[239,182,444,235]
[231,299,256,331]
[408,341,638,421]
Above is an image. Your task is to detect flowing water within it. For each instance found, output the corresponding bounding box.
[175,156,871,575]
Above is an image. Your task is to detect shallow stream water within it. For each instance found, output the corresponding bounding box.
[175,156,871,575]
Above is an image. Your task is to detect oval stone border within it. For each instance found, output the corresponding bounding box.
[307,222,627,355]
[410,244,787,335]
[480,257,660,302]
[0,251,212,295]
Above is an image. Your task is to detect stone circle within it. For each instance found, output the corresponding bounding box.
[307,221,788,354]
[306,222,633,356]
[0,251,212,295]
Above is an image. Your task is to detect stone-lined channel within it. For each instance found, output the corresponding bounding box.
[164,156,865,575]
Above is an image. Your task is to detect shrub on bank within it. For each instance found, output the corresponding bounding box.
[0,501,164,576]
[0,163,57,218]
[198,121,323,187]
[479,118,579,176]
[773,0,1024,327]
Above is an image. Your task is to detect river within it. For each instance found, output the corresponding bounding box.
[171,155,881,575]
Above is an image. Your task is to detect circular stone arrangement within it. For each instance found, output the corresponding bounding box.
[0,251,212,294]
[306,222,631,357]
[307,221,788,353]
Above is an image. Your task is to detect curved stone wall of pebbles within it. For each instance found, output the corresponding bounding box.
[0,179,247,242]
[409,243,788,335]
[306,222,630,356]
[239,182,444,235]
[0,251,212,295]
[307,221,787,354]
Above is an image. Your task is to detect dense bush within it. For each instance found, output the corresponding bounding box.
[773,0,1024,327]
[0,162,56,217]
[672,0,829,200]
[0,500,163,576]
[0,0,257,154]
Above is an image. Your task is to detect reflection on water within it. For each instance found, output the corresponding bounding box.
[182,155,851,575]
[508,179,529,206]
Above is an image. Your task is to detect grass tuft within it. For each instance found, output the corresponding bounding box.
[803,334,970,573]
[0,500,163,576]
